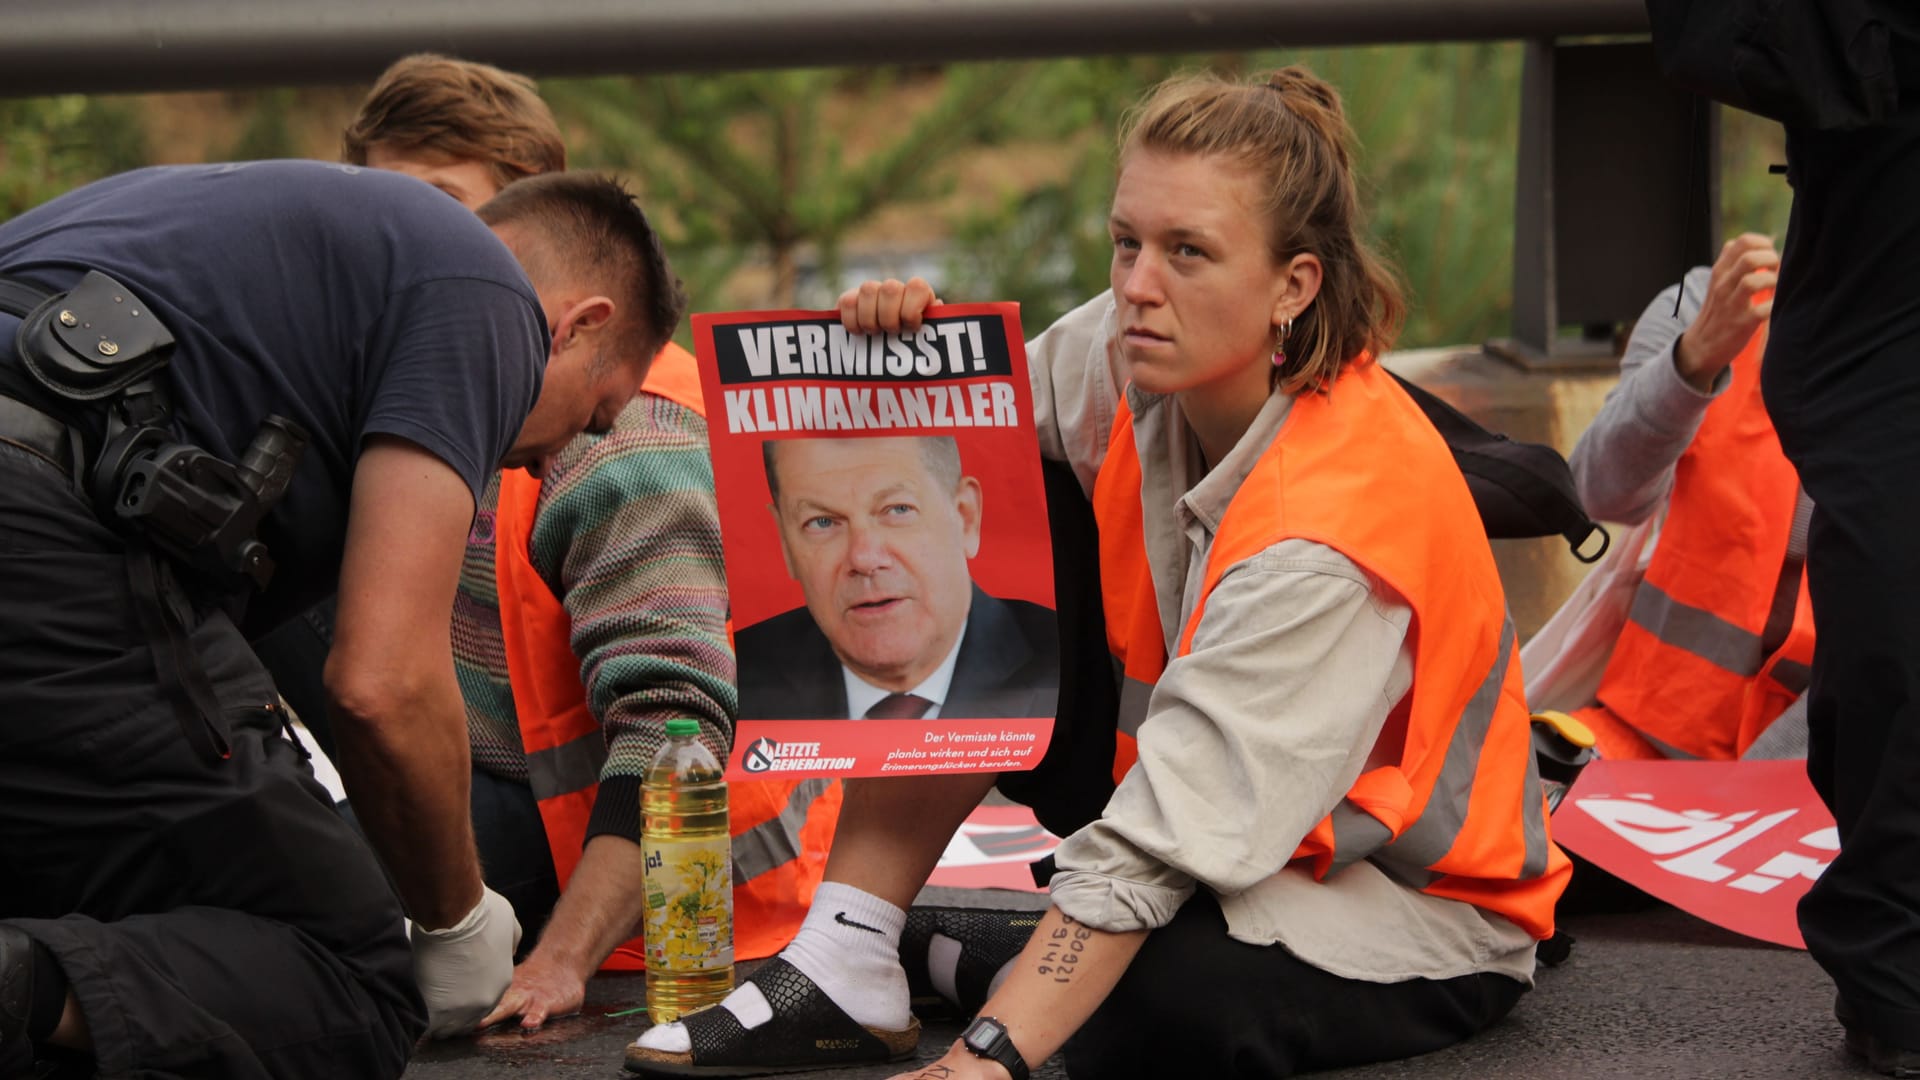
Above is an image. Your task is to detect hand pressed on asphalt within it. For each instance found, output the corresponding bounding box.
[477,950,587,1032]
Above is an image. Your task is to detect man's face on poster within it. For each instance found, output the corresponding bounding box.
[767,436,982,692]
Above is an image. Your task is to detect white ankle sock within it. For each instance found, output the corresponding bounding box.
[632,883,911,1054]
[781,883,911,1029]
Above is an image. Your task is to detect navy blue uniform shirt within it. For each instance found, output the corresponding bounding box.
[0,161,549,629]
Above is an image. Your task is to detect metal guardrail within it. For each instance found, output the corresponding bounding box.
[1,0,1647,97]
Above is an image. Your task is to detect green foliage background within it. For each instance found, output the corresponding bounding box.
[0,45,1796,350]
[0,96,148,217]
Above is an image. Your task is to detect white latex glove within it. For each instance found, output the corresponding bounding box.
[411,885,522,1038]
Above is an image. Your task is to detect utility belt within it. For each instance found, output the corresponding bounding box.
[0,270,309,760]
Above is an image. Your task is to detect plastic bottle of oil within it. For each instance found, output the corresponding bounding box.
[641,718,734,1023]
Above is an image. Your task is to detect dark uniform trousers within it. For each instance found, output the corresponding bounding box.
[0,442,424,1078]
[1765,116,1920,1053]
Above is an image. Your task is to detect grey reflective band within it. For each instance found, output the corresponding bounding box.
[1743,693,1810,760]
[732,777,832,885]
[1326,801,1394,876]
[1517,713,1552,879]
[1634,490,1816,681]
[1116,674,1154,738]
[1378,618,1519,869]
[1628,582,1766,677]
[1787,488,1814,562]
[1759,487,1815,659]
[1642,731,1700,761]
[527,729,608,802]
[1773,660,1811,695]
[1327,618,1550,882]
[531,731,827,885]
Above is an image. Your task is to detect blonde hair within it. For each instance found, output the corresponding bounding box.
[1118,67,1405,394]
[342,54,567,189]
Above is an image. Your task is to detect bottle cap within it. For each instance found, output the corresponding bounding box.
[665,718,702,737]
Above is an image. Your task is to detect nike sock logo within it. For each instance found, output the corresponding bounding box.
[834,911,883,935]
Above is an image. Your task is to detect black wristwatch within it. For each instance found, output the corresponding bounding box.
[959,1015,1029,1080]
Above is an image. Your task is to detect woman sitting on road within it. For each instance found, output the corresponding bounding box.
[867,67,1569,1079]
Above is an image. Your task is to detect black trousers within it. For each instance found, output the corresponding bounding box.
[0,444,424,1079]
[1766,119,1920,1052]
[251,597,339,757]
[257,605,564,951]
[467,769,562,952]
[1063,893,1526,1079]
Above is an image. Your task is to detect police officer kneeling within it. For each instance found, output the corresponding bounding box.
[0,161,676,1079]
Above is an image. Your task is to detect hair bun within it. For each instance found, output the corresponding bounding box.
[1266,67,1343,117]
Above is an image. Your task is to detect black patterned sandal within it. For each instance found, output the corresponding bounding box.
[900,906,1042,1021]
[623,957,920,1077]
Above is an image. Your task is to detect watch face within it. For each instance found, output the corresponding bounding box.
[964,1018,1004,1052]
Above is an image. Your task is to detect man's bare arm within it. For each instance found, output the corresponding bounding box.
[325,435,484,929]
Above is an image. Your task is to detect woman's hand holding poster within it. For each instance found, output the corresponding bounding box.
[695,304,1059,780]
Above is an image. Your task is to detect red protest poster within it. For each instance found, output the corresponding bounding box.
[1551,759,1836,948]
[694,305,1058,780]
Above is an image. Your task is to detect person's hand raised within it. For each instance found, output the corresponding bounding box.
[838,277,943,335]
[1675,233,1778,392]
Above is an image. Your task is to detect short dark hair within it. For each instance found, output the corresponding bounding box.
[479,172,688,362]
[763,436,962,504]
[342,54,567,189]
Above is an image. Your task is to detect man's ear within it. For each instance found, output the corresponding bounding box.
[955,476,983,559]
[551,295,616,353]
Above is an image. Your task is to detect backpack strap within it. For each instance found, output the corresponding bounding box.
[1391,370,1610,563]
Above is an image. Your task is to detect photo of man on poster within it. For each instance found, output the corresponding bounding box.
[736,434,1058,721]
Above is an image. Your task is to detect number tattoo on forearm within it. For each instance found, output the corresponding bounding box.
[1035,912,1096,983]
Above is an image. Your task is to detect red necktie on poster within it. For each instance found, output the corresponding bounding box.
[865,693,934,720]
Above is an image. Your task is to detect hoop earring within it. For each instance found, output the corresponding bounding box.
[1271,318,1293,368]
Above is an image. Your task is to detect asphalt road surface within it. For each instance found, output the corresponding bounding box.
[404,884,1873,1080]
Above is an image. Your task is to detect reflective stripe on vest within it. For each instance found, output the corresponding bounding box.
[528,728,605,803]
[495,343,839,969]
[1092,361,1568,939]
[1596,324,1816,760]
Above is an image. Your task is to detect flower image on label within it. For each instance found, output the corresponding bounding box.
[642,834,734,972]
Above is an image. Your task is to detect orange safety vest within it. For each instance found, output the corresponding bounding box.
[1580,326,1815,761]
[1092,360,1569,939]
[495,343,840,970]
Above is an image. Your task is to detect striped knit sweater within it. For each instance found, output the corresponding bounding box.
[452,390,735,846]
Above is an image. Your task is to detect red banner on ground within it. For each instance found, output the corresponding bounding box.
[927,805,1060,892]
[1552,760,1835,948]
[695,305,1059,781]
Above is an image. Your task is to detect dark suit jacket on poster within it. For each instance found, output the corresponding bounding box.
[735,585,1060,720]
